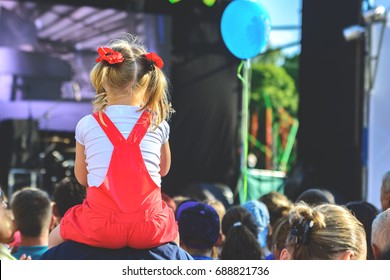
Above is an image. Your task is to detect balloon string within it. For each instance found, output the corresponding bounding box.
[237,59,251,203]
[237,60,248,87]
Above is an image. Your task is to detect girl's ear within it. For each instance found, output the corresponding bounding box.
[280,248,291,260]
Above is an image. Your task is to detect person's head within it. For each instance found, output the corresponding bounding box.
[259,191,294,249]
[172,195,191,210]
[281,202,366,260]
[295,188,332,206]
[221,205,263,260]
[242,200,270,249]
[91,33,173,129]
[346,200,379,260]
[0,189,14,244]
[177,202,221,257]
[52,177,86,220]
[371,208,390,259]
[11,187,53,239]
[175,199,200,221]
[181,183,234,211]
[204,199,226,224]
[270,216,290,260]
[380,171,390,211]
[319,189,335,204]
[259,191,293,227]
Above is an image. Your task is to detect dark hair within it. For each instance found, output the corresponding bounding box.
[53,177,86,218]
[11,187,52,237]
[295,188,332,206]
[346,200,379,260]
[221,206,263,260]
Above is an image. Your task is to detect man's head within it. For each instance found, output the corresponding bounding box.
[53,177,86,220]
[177,201,221,257]
[381,171,390,211]
[11,187,53,238]
[371,208,390,259]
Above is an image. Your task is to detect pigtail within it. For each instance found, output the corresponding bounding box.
[221,222,262,260]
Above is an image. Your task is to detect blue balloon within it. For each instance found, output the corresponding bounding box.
[221,0,271,59]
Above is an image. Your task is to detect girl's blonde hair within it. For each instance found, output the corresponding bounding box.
[90,33,174,129]
[286,202,367,260]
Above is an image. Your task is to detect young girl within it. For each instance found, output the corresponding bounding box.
[49,33,178,249]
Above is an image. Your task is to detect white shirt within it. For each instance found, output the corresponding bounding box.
[75,105,169,187]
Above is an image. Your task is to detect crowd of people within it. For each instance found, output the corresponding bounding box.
[1,176,390,260]
[1,33,390,261]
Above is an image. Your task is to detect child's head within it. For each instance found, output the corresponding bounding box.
[221,205,263,260]
[91,33,173,128]
[177,201,221,255]
[282,202,366,260]
[11,187,53,238]
[53,177,86,220]
[242,200,270,249]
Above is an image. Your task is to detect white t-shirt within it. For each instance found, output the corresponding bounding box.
[75,105,169,187]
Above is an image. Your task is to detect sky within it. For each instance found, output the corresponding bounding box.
[259,0,302,56]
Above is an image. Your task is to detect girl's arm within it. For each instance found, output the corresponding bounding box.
[160,141,171,177]
[74,141,88,187]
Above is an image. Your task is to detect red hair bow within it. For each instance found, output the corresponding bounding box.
[96,47,124,64]
[144,52,164,69]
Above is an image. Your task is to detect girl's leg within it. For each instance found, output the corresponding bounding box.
[48,224,65,248]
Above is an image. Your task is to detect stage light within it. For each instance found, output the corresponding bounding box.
[343,25,365,41]
[203,0,216,7]
[168,0,216,6]
[363,5,387,23]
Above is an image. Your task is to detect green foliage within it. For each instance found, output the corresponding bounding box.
[282,54,299,88]
[248,55,300,172]
[251,63,298,116]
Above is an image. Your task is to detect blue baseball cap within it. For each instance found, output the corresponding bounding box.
[243,200,270,248]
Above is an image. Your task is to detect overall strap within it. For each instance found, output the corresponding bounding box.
[92,112,125,145]
[127,110,150,145]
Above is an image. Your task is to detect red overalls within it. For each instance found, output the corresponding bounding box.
[60,110,178,249]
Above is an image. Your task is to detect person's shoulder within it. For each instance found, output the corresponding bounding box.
[156,120,170,141]
[39,241,92,260]
[0,244,16,260]
[148,242,193,260]
[75,114,95,137]
[76,114,94,127]
[40,241,194,260]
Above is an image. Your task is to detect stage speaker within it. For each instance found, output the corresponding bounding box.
[293,0,365,203]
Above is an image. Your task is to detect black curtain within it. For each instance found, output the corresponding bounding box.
[162,0,241,198]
